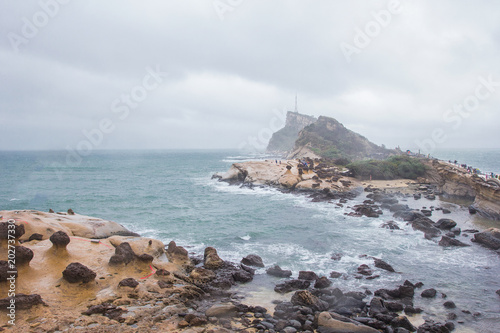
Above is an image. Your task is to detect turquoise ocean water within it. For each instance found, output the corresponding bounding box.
[1,149,499,332]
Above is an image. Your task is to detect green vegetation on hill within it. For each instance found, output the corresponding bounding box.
[294,116,391,160]
[347,156,427,180]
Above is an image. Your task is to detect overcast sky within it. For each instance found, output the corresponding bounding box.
[1,0,499,153]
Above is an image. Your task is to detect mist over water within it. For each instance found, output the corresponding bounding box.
[1,149,499,332]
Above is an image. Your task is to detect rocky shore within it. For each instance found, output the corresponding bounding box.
[1,206,500,332]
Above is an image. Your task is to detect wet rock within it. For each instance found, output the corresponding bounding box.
[317,312,379,333]
[374,258,395,272]
[290,290,328,311]
[411,217,441,238]
[421,209,432,217]
[0,260,17,281]
[0,293,46,310]
[417,320,452,333]
[385,301,404,312]
[438,236,470,247]
[241,254,264,267]
[496,289,500,296]
[15,246,34,265]
[369,297,388,317]
[118,278,139,288]
[109,242,135,265]
[166,241,190,265]
[404,305,422,314]
[62,262,97,283]
[232,269,253,283]
[442,208,451,214]
[390,204,409,212]
[472,228,500,250]
[331,253,343,261]
[240,263,255,275]
[28,233,43,241]
[468,205,477,214]
[206,303,238,318]
[204,247,225,269]
[314,276,332,289]
[298,270,318,280]
[83,303,125,321]
[330,271,342,278]
[390,316,416,331]
[357,264,373,276]
[443,301,456,309]
[354,204,380,218]
[393,210,424,222]
[267,265,292,278]
[421,288,437,298]
[275,279,311,294]
[185,314,208,326]
[435,218,457,230]
[0,221,25,239]
[380,221,400,230]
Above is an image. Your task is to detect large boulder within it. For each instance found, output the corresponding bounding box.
[166,241,190,265]
[0,260,17,281]
[472,228,500,250]
[290,290,328,312]
[241,254,264,267]
[316,312,379,333]
[298,270,318,280]
[275,279,311,294]
[266,265,292,278]
[190,267,216,282]
[204,247,224,269]
[411,217,441,238]
[438,236,470,247]
[15,246,34,265]
[435,219,457,230]
[0,294,46,310]
[109,242,135,265]
[62,262,96,283]
[0,221,25,239]
[49,231,71,249]
[205,303,238,318]
[118,278,139,288]
[374,259,395,272]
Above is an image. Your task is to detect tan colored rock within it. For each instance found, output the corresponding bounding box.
[108,236,164,258]
[317,312,379,333]
[204,247,224,269]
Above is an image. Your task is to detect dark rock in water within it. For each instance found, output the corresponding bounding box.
[418,319,452,333]
[435,218,457,230]
[472,229,500,250]
[0,293,46,310]
[314,276,332,289]
[83,303,125,321]
[266,265,292,278]
[496,289,500,296]
[28,233,43,241]
[62,262,96,283]
[450,227,461,236]
[0,260,17,281]
[240,263,255,275]
[390,315,416,332]
[425,194,436,200]
[413,193,422,200]
[15,246,34,265]
[331,253,343,261]
[290,290,328,312]
[109,242,136,265]
[50,231,71,248]
[118,278,139,288]
[438,236,470,247]
[275,279,311,294]
[442,208,451,214]
[411,217,441,238]
[232,269,253,283]
[0,221,25,239]
[374,259,395,272]
[369,297,388,316]
[393,210,424,222]
[137,253,154,263]
[380,221,400,230]
[443,301,456,309]
[67,208,75,215]
[421,288,437,298]
[204,247,224,269]
[357,264,373,276]
[385,301,404,312]
[421,209,432,217]
[298,270,318,280]
[330,271,342,279]
[468,205,477,214]
[241,254,264,267]
[354,204,380,218]
[404,305,423,314]
[390,204,409,212]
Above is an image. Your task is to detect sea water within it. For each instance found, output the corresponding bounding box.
[0,149,499,332]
